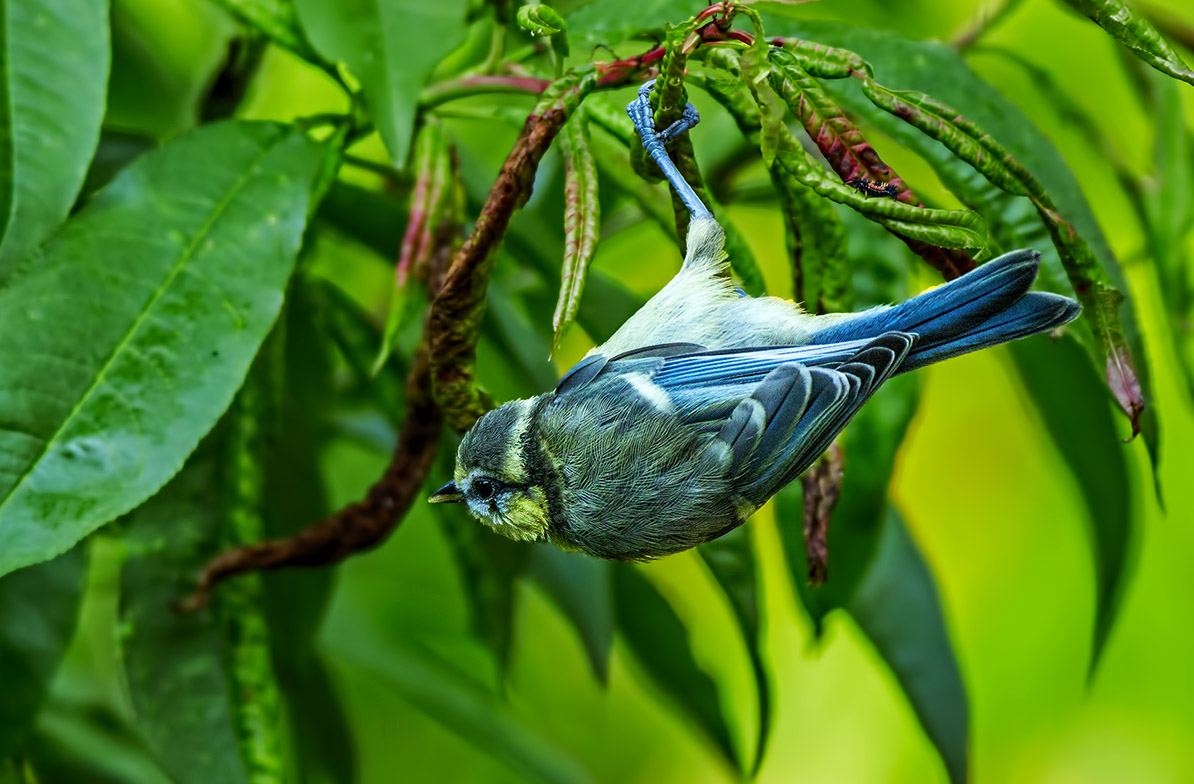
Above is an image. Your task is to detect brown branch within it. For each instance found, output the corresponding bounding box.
[801,442,843,586]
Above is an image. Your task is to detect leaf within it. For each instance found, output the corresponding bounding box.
[776,372,921,631]
[0,0,109,277]
[329,632,594,784]
[613,564,740,774]
[294,0,469,167]
[0,121,324,578]
[563,0,694,47]
[25,698,173,784]
[1010,335,1130,671]
[553,112,601,352]
[259,293,357,783]
[120,435,256,784]
[697,527,772,776]
[528,547,613,685]
[210,0,322,65]
[1061,0,1194,87]
[849,507,969,784]
[0,547,87,758]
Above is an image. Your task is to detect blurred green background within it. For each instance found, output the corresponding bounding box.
[20,0,1194,782]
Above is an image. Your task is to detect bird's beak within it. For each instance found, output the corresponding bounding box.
[428,480,464,504]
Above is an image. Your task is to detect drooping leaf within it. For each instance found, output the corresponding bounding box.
[259,291,357,784]
[0,122,324,578]
[553,110,602,352]
[849,507,969,784]
[0,0,109,277]
[1061,0,1194,87]
[120,433,258,784]
[1010,334,1131,671]
[528,547,614,685]
[0,547,87,758]
[293,0,470,167]
[328,631,594,784]
[776,372,921,631]
[613,564,740,774]
[697,527,772,776]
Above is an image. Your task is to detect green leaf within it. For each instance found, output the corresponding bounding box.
[0,122,323,578]
[210,0,322,65]
[1009,335,1130,671]
[25,698,172,784]
[294,0,469,167]
[697,527,772,776]
[259,294,357,783]
[528,547,613,685]
[564,0,694,47]
[1061,0,1194,87]
[120,435,256,784]
[0,0,109,277]
[553,112,601,351]
[777,372,921,630]
[849,507,969,784]
[0,547,86,758]
[329,632,594,784]
[613,564,740,774]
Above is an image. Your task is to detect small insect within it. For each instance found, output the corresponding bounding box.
[847,177,898,198]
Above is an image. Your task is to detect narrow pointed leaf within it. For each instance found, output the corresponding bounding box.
[0,122,323,578]
[697,527,772,775]
[210,0,322,64]
[0,0,109,276]
[294,0,469,167]
[1010,335,1130,671]
[553,112,601,351]
[529,547,613,685]
[0,546,86,758]
[1061,0,1194,87]
[614,564,740,773]
[849,507,969,784]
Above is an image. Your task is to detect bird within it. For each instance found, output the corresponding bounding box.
[428,80,1081,561]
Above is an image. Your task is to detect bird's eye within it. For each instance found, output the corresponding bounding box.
[472,478,496,501]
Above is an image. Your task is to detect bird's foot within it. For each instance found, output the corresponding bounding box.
[627,80,701,154]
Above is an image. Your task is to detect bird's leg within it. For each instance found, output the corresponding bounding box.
[627,80,714,221]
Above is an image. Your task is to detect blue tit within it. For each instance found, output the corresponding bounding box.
[429,81,1081,561]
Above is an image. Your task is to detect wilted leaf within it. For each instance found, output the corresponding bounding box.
[697,527,772,775]
[294,0,469,167]
[529,547,613,685]
[849,507,969,784]
[0,122,323,578]
[553,112,601,352]
[613,564,740,773]
[0,0,109,277]
[0,547,86,758]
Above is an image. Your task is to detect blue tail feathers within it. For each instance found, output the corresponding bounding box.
[810,250,1081,372]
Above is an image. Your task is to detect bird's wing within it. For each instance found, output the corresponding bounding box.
[665,333,917,505]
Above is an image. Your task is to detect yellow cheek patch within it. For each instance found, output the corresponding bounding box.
[502,488,551,541]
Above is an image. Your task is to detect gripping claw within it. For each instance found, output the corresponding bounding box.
[626,80,713,220]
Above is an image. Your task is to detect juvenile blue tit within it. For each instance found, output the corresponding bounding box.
[429,81,1081,561]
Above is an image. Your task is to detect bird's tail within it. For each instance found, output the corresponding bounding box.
[809,249,1081,372]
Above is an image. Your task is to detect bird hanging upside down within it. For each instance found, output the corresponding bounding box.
[429,81,1081,561]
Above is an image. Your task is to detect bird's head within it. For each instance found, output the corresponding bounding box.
[428,397,554,543]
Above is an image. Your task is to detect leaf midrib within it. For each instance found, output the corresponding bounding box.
[0,129,291,524]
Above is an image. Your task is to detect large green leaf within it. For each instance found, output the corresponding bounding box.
[0,122,323,578]
[0,0,109,276]
[613,564,740,774]
[849,508,969,784]
[294,0,469,167]
[0,546,86,758]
